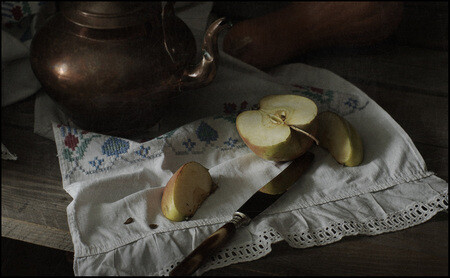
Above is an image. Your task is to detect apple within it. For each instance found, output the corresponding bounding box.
[161,161,213,221]
[236,94,318,161]
[317,111,363,166]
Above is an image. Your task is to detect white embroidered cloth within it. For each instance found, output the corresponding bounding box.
[32,2,448,276]
[50,62,448,275]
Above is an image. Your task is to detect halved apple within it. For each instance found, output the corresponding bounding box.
[317,111,363,166]
[236,94,318,161]
[161,162,213,221]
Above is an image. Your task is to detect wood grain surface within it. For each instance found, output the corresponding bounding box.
[2,97,72,248]
[1,3,448,273]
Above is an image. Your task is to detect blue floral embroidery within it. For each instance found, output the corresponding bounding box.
[291,84,369,115]
[224,137,238,147]
[182,139,196,151]
[344,98,359,109]
[89,156,104,170]
[135,146,151,158]
[196,121,218,144]
[102,137,130,157]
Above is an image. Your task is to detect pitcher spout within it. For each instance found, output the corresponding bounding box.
[180,17,231,90]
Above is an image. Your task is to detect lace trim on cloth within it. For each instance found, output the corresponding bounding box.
[159,193,448,276]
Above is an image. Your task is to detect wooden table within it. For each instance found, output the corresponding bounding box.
[2,4,448,275]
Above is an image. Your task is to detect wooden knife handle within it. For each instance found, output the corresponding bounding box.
[169,222,236,276]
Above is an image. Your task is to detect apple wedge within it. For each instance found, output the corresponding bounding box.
[317,111,363,166]
[161,162,213,221]
[236,94,318,161]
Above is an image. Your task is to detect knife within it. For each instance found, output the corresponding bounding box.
[169,152,314,276]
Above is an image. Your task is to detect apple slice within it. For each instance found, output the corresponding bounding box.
[317,111,363,166]
[236,94,318,161]
[161,162,213,221]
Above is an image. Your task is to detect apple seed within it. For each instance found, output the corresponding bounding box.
[124,217,134,224]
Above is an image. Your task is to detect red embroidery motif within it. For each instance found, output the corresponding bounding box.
[11,6,23,21]
[64,134,79,151]
[292,84,305,90]
[223,103,237,114]
[240,101,248,111]
[223,101,248,114]
[310,87,324,94]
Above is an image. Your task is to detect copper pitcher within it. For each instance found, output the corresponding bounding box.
[30,2,230,137]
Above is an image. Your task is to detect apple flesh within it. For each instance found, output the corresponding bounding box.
[161,162,213,221]
[317,111,363,166]
[236,94,318,161]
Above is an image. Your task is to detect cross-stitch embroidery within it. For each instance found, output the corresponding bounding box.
[55,84,369,182]
[59,125,101,162]
[292,84,369,115]
[102,137,130,157]
[196,121,218,145]
[182,139,196,151]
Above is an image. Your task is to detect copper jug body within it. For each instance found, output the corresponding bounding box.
[30,2,229,137]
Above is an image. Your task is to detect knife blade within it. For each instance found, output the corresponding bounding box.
[169,152,314,276]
